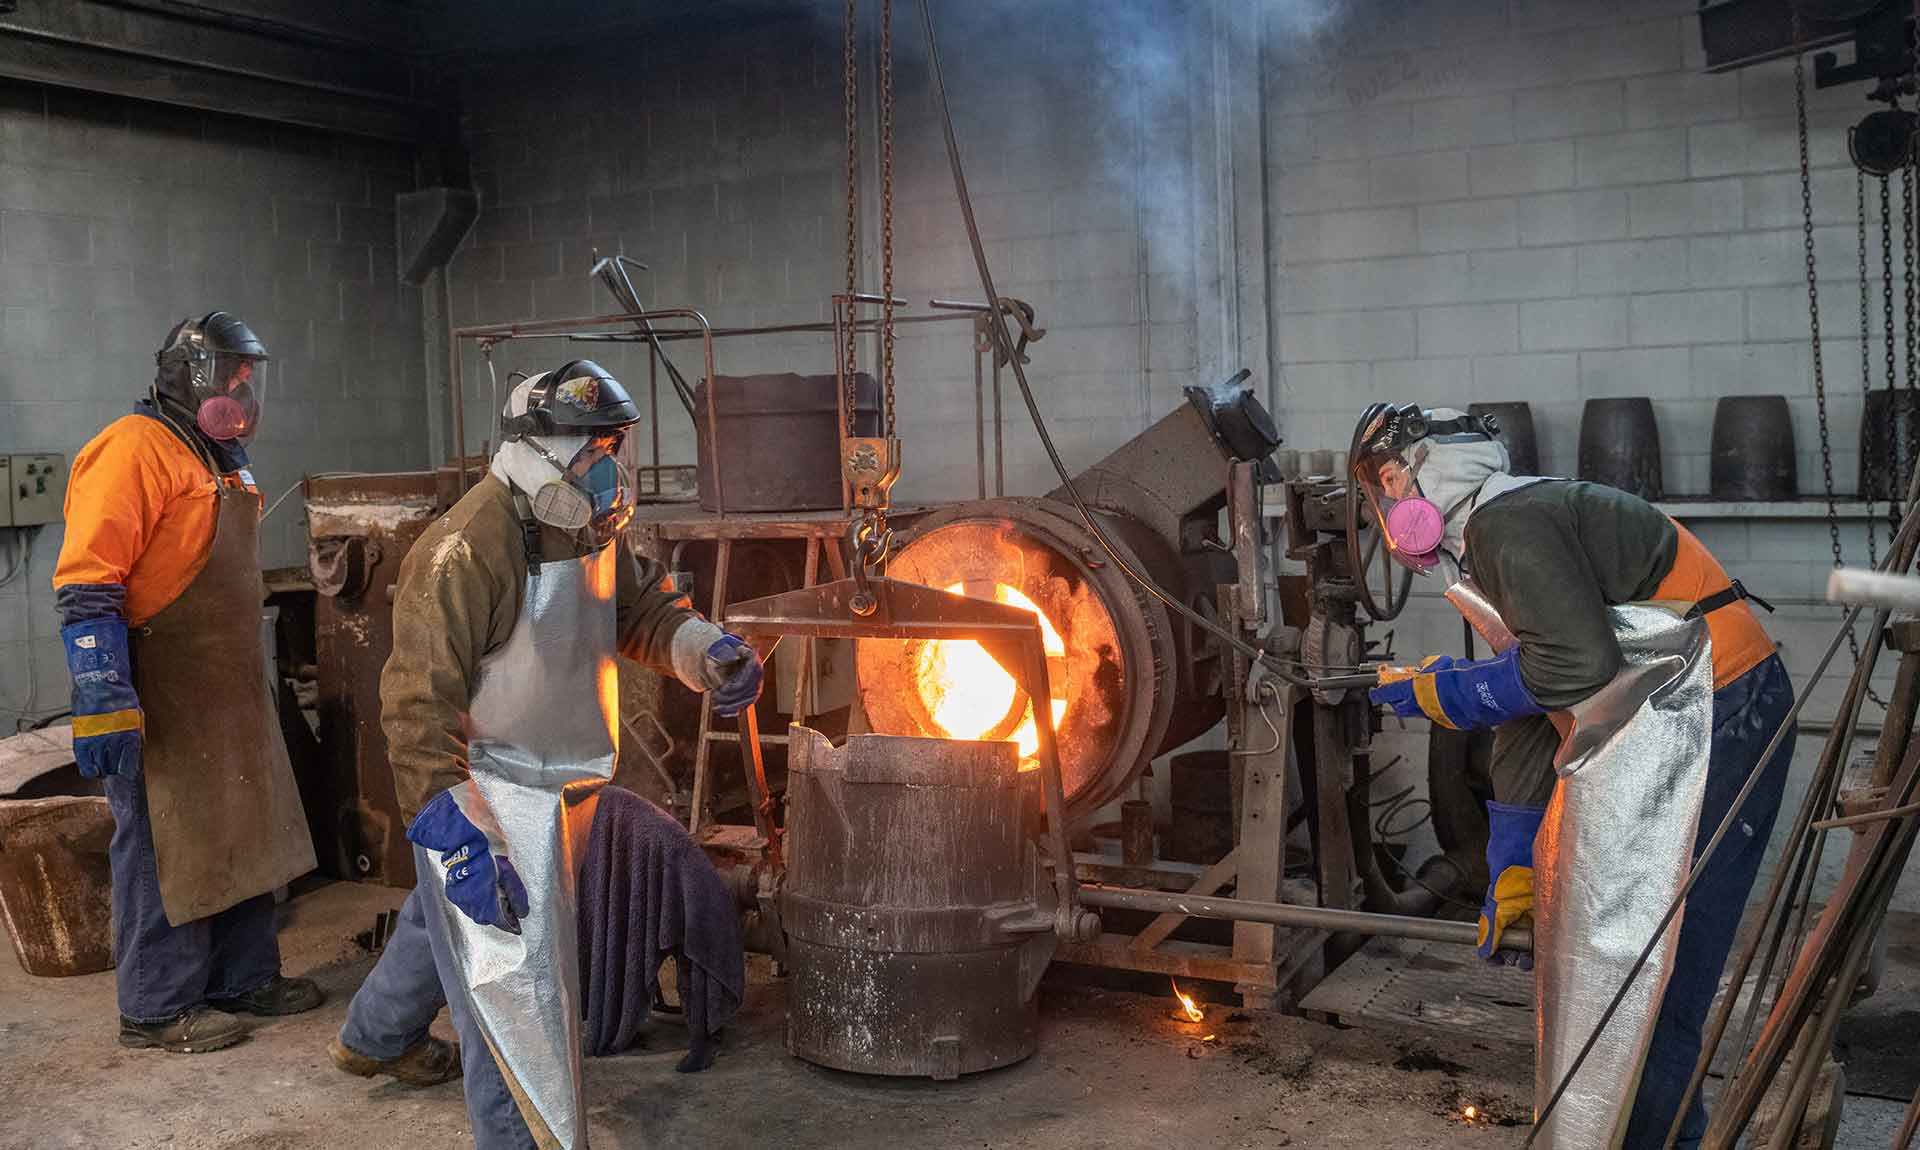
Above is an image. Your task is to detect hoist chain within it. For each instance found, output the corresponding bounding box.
[842,0,860,436]
[1905,143,1919,548]
[879,0,897,437]
[1861,170,1879,575]
[1800,35,1882,696]
[1884,176,1903,538]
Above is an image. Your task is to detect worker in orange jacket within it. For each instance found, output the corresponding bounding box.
[54,312,322,1053]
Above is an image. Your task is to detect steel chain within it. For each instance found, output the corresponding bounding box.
[879,0,897,437]
[1861,170,1879,575]
[842,0,860,435]
[1799,39,1878,693]
[1884,176,1902,537]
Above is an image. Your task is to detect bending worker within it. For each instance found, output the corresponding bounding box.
[55,312,322,1053]
[1352,404,1794,1147]
[329,360,762,1148]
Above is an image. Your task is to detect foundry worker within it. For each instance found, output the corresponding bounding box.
[53,312,323,1053]
[328,360,762,1149]
[1352,404,1793,1147]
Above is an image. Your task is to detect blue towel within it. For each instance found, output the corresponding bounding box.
[577,786,745,1071]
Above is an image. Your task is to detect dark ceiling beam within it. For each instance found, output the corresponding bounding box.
[0,0,436,141]
[93,0,425,55]
[0,31,431,141]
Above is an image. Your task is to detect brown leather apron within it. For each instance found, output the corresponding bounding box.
[131,477,317,925]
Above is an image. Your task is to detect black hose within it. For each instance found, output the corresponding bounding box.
[917,0,1322,691]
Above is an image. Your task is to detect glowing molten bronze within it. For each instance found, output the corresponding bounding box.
[913,583,1068,763]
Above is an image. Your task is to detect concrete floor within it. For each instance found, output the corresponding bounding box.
[3,879,1917,1149]
[1,879,1544,1150]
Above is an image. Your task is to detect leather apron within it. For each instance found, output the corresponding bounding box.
[131,475,317,926]
[423,537,618,1150]
[1446,581,1715,1149]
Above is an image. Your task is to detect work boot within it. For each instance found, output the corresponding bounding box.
[207,974,325,1017]
[119,1006,249,1054]
[329,1034,461,1088]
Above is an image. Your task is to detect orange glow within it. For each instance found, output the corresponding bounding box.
[913,582,1068,764]
[597,656,621,746]
[1172,981,1204,1023]
[587,542,617,600]
[1462,1106,1478,1122]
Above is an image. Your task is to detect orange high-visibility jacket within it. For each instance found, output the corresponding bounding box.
[53,414,256,626]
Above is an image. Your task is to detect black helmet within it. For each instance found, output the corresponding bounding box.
[500,359,640,440]
[154,312,272,443]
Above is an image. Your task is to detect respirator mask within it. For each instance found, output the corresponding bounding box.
[1350,403,1497,575]
[523,430,634,542]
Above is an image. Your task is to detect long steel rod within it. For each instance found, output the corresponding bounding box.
[1666,488,1920,1147]
[1074,883,1532,952]
[1811,800,1920,830]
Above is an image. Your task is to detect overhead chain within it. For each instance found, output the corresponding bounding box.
[1906,139,1919,554]
[1799,34,1882,699]
[841,0,860,436]
[1861,170,1879,576]
[1884,177,1903,540]
[879,0,897,437]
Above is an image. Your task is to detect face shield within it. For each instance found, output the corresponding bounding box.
[527,430,634,545]
[194,352,270,444]
[1351,403,1448,574]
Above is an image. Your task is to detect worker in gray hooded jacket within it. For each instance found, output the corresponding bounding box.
[329,360,762,1149]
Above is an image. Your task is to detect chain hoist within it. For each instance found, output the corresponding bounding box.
[839,0,902,614]
[1860,170,1879,576]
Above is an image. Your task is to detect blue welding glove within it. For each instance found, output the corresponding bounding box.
[1478,802,1546,968]
[1370,646,1546,731]
[406,789,529,934]
[62,616,143,779]
[705,634,764,719]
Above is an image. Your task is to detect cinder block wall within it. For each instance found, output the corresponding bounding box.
[1265,1,1900,896]
[447,0,1199,504]
[0,82,424,729]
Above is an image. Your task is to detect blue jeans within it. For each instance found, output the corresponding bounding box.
[339,850,535,1150]
[1622,654,1797,1148]
[105,773,280,1022]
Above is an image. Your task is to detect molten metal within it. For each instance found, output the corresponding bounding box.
[914,583,1068,762]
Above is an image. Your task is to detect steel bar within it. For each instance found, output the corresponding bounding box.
[1676,499,1920,1146]
[1709,732,1920,1145]
[1811,801,1920,831]
[1074,883,1532,952]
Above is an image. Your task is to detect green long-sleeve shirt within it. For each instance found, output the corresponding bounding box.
[1463,480,1679,807]
[380,473,702,821]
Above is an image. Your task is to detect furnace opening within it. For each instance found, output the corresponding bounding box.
[912,582,1070,763]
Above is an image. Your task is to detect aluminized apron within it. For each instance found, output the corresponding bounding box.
[1447,583,1715,1149]
[425,540,619,1150]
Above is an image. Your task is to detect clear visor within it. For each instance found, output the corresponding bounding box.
[544,431,635,543]
[1352,449,1432,557]
[194,353,269,444]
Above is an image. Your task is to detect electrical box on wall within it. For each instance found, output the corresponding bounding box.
[0,458,11,528]
[9,453,66,526]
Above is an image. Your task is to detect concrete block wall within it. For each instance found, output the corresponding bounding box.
[0,81,424,730]
[448,0,1200,505]
[1266,0,1909,901]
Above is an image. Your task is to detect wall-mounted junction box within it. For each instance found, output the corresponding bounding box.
[9,453,66,526]
[0,458,11,528]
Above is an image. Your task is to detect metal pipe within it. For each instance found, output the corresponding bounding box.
[1074,882,1531,952]
[1827,567,1920,611]
[1811,800,1920,831]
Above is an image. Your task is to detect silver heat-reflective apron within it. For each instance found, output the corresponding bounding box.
[1446,580,1715,1149]
[424,540,622,1149]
